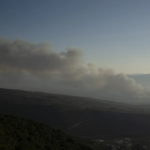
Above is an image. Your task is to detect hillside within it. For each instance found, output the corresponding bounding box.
[0,88,144,113]
[1,88,150,140]
[0,114,92,150]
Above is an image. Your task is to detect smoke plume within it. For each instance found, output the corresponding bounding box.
[0,37,150,101]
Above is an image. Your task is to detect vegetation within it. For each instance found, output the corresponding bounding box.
[0,114,92,150]
[1,88,150,140]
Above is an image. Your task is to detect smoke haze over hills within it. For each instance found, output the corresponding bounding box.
[0,37,150,102]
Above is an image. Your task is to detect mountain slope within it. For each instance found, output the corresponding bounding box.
[0,88,143,113]
[0,114,92,150]
[1,88,150,140]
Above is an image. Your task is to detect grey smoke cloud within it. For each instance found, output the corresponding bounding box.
[0,37,150,101]
[0,38,83,74]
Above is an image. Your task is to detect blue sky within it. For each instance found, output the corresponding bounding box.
[1,0,150,74]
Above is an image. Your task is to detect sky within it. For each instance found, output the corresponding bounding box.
[1,0,150,102]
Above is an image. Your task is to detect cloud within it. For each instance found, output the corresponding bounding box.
[0,38,83,74]
[0,37,150,101]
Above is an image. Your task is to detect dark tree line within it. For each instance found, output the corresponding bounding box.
[0,114,92,150]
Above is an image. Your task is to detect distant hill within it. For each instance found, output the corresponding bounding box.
[0,87,142,112]
[0,114,92,150]
[1,88,150,140]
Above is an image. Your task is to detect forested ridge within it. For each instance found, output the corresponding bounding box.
[0,114,92,150]
[1,88,150,140]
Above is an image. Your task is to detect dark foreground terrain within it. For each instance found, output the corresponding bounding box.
[0,114,92,150]
[1,88,150,140]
